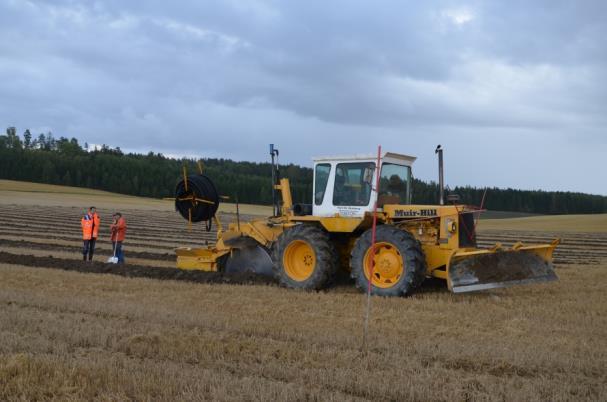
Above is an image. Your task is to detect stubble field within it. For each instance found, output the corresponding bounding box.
[0,180,606,401]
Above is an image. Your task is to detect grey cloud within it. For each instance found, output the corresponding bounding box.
[0,0,605,194]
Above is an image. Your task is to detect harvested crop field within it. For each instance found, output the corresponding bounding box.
[1,183,606,401]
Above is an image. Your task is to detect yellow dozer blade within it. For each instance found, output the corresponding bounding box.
[447,240,560,293]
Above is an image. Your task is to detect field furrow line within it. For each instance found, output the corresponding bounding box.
[0,252,275,285]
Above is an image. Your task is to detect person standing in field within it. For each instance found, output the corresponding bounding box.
[110,212,127,264]
[87,206,100,261]
[81,209,94,261]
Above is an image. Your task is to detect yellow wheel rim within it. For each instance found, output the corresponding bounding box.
[283,240,316,281]
[364,242,404,289]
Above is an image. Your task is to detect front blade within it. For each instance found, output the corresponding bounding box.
[224,246,275,277]
[448,248,558,293]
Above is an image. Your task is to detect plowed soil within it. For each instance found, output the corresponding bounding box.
[1,203,606,278]
[0,251,275,286]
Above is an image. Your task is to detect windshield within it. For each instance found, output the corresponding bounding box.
[378,163,411,206]
[333,162,375,206]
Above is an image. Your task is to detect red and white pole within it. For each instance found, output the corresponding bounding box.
[363,144,382,351]
[367,145,382,295]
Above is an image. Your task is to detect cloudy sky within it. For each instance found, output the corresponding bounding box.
[1,0,605,194]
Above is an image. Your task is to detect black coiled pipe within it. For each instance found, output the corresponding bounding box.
[175,174,220,223]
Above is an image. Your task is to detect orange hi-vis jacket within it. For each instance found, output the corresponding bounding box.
[91,212,100,238]
[81,214,93,240]
[110,217,127,242]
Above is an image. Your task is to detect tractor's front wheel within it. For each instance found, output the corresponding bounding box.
[351,225,426,297]
[272,224,338,290]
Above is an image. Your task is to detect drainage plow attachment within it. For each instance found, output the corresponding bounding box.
[222,236,274,277]
[447,240,560,293]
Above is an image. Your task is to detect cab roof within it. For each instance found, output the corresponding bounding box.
[313,151,417,166]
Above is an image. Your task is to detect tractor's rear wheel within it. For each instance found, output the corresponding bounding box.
[351,225,426,297]
[272,224,338,290]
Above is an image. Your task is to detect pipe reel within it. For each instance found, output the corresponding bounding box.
[174,174,220,227]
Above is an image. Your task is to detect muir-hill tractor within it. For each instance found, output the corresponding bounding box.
[174,145,559,296]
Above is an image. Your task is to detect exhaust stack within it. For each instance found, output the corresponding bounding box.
[270,144,280,216]
[435,145,444,205]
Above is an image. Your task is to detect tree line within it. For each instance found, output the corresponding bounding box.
[1,127,605,214]
[411,179,607,214]
[0,128,312,205]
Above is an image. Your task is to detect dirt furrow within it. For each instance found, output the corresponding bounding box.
[0,225,216,244]
[0,234,180,254]
[0,207,249,226]
[0,251,276,286]
[477,237,607,248]
[0,239,174,261]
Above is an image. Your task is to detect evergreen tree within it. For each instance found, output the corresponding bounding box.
[23,129,32,148]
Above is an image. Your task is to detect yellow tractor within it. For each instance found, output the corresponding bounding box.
[174,145,558,296]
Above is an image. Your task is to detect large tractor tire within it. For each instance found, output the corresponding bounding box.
[272,224,338,290]
[351,225,426,297]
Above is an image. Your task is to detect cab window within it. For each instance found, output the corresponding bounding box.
[378,163,411,206]
[314,164,331,205]
[333,162,375,206]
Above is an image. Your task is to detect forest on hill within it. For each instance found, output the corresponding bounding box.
[1,127,606,214]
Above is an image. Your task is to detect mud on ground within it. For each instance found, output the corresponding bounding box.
[0,251,276,286]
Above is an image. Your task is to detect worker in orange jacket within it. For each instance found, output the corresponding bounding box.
[81,210,94,261]
[110,212,127,264]
[87,206,100,261]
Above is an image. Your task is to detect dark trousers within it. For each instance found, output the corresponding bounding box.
[83,238,96,260]
[113,241,125,264]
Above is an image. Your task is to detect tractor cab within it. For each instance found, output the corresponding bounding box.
[312,152,416,218]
